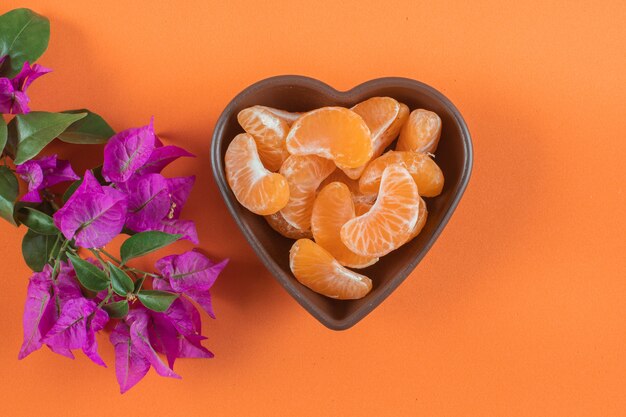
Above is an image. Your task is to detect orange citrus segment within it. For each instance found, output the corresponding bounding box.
[289,239,372,300]
[359,150,444,197]
[404,196,428,243]
[279,154,335,230]
[237,106,290,171]
[225,133,290,215]
[285,107,373,169]
[341,165,419,257]
[342,98,409,179]
[396,109,442,153]
[354,200,373,216]
[256,105,302,126]
[265,211,312,240]
[311,182,378,269]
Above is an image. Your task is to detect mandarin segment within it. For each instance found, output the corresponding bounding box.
[359,150,444,197]
[396,109,442,153]
[311,182,378,268]
[341,165,419,257]
[225,133,290,215]
[289,239,373,300]
[256,105,302,126]
[404,196,428,243]
[265,211,312,240]
[343,98,409,179]
[279,154,335,230]
[285,106,373,169]
[237,106,291,171]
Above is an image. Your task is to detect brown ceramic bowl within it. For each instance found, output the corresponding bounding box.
[211,75,472,330]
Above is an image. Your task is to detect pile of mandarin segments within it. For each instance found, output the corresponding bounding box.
[225,97,444,300]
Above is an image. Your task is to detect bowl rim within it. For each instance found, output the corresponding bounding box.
[211,75,473,330]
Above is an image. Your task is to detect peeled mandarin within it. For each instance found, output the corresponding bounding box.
[225,133,290,215]
[289,238,372,300]
[341,165,419,257]
[279,154,335,230]
[265,211,312,240]
[311,182,378,269]
[404,196,428,243]
[255,105,302,126]
[342,98,409,179]
[359,150,444,197]
[396,109,442,153]
[237,106,290,171]
[285,106,373,169]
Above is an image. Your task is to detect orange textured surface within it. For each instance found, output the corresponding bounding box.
[1,1,625,415]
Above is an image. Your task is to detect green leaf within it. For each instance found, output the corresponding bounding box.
[137,290,178,312]
[108,262,134,296]
[58,110,115,144]
[62,178,82,203]
[102,300,129,319]
[133,275,145,294]
[16,206,57,234]
[120,231,181,265]
[0,8,50,77]
[22,230,59,271]
[0,116,7,155]
[67,252,109,291]
[0,166,18,225]
[13,111,87,164]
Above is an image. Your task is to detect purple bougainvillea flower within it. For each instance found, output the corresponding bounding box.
[121,173,171,231]
[18,266,55,359]
[155,250,228,318]
[102,119,156,184]
[136,145,194,176]
[110,308,179,393]
[16,155,80,203]
[53,170,128,248]
[42,297,109,367]
[110,319,150,394]
[158,218,199,244]
[165,176,195,220]
[0,61,51,114]
[19,262,85,360]
[147,287,213,367]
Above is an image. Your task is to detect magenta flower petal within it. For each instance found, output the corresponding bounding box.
[137,145,194,176]
[82,307,109,367]
[102,119,156,184]
[17,155,79,203]
[148,312,180,369]
[110,320,150,394]
[157,219,199,244]
[41,297,109,366]
[184,289,216,319]
[11,62,52,91]
[165,176,195,219]
[0,78,29,114]
[18,266,54,359]
[53,170,128,248]
[0,78,15,113]
[178,333,214,359]
[156,250,227,293]
[127,308,180,379]
[121,173,170,232]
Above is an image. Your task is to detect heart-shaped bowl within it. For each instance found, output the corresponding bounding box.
[211,75,472,330]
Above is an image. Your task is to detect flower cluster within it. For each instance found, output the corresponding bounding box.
[1,8,227,393]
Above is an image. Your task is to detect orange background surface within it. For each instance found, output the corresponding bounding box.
[1,1,625,416]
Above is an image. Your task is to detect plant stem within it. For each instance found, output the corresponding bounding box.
[97,287,113,308]
[47,234,61,262]
[98,248,122,264]
[88,249,108,269]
